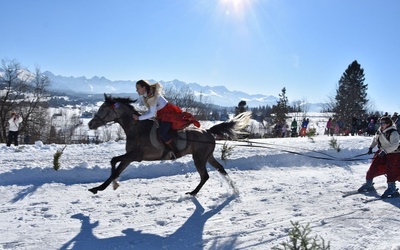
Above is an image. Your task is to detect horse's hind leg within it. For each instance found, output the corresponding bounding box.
[208,154,239,194]
[207,155,227,175]
[188,154,210,196]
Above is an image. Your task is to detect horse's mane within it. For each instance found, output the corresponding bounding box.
[104,94,137,112]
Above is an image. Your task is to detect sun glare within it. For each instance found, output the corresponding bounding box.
[220,0,251,15]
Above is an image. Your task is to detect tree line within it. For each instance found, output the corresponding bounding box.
[240,60,375,137]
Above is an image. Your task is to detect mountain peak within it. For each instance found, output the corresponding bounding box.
[43,72,323,110]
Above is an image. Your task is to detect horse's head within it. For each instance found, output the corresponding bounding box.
[88,94,138,130]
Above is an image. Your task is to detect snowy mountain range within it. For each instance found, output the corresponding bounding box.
[44,71,324,110]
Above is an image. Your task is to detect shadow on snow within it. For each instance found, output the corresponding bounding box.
[60,195,239,250]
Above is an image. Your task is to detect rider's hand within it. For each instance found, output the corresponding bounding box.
[367,148,373,155]
[378,150,386,157]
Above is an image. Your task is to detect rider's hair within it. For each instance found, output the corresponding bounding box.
[136,80,151,93]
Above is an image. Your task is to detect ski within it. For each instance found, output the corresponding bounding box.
[341,187,383,198]
[362,193,400,203]
[362,197,382,203]
[341,190,361,198]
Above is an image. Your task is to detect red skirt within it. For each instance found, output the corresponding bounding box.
[157,103,200,130]
[366,150,400,182]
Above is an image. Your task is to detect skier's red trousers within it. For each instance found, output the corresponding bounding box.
[365,150,400,183]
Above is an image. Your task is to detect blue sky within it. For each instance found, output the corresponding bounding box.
[1,0,399,113]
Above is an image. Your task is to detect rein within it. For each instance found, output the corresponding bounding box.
[235,139,371,162]
[232,141,370,162]
[177,137,370,162]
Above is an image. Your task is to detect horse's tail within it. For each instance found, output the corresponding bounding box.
[207,111,251,139]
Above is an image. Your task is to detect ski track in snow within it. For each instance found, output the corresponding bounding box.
[1,136,400,250]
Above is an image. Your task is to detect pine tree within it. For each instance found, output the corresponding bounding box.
[333,60,368,127]
[272,87,289,124]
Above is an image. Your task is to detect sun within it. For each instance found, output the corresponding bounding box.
[219,0,253,17]
[221,0,245,10]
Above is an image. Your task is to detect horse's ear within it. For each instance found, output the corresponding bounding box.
[104,94,112,102]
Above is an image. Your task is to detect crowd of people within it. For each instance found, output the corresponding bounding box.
[326,112,400,137]
[274,112,400,139]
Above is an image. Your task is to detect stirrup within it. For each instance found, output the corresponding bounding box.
[160,149,171,160]
[160,149,178,160]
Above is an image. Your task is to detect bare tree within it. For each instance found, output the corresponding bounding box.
[0,59,51,143]
[19,68,51,142]
[163,85,213,119]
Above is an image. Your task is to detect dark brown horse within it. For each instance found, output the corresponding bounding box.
[88,94,251,195]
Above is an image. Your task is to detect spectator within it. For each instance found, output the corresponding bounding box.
[334,121,340,136]
[351,116,358,136]
[282,123,287,138]
[299,118,309,137]
[274,123,282,138]
[366,119,376,136]
[326,118,332,136]
[392,112,400,133]
[7,111,23,147]
[291,119,298,137]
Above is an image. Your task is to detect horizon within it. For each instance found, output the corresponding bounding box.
[1,0,399,113]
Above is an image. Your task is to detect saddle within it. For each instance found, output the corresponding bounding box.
[149,122,188,151]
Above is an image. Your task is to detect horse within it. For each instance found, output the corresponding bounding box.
[87,94,251,195]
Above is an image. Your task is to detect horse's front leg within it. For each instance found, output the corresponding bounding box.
[88,159,130,194]
[110,157,138,190]
[88,151,142,194]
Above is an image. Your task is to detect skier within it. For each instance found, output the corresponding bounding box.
[358,116,400,198]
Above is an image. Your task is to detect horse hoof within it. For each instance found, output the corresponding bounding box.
[186,191,197,196]
[218,169,228,175]
[88,188,97,194]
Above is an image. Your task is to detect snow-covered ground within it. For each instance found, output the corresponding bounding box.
[1,135,400,250]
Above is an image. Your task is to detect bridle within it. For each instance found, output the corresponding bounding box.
[93,102,138,127]
[93,105,120,126]
[93,101,141,146]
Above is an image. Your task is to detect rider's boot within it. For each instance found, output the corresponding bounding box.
[165,139,181,159]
